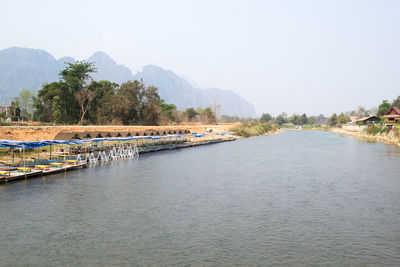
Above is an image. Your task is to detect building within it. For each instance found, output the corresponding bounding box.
[356,114,380,126]
[0,100,20,121]
[383,106,400,126]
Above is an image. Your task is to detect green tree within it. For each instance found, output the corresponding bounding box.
[141,85,161,125]
[316,114,326,124]
[328,113,338,126]
[307,116,317,125]
[337,113,350,124]
[34,81,78,123]
[60,61,97,124]
[275,112,287,125]
[297,113,307,125]
[391,96,400,109]
[260,113,272,122]
[113,80,145,125]
[159,100,177,124]
[200,107,216,124]
[13,89,34,121]
[88,80,119,124]
[377,100,391,117]
[183,108,198,122]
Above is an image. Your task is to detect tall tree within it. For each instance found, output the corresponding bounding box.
[328,113,338,126]
[60,61,97,124]
[88,80,119,124]
[13,89,34,121]
[377,100,391,117]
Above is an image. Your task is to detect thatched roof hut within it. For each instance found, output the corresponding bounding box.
[54,132,81,140]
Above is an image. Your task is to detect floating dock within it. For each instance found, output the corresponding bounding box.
[0,133,235,184]
[0,163,87,183]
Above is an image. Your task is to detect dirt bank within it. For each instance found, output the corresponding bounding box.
[331,127,400,147]
[0,124,235,141]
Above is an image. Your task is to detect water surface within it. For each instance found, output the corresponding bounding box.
[1,131,399,266]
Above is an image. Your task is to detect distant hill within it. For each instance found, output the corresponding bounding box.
[0,47,256,117]
[133,65,256,117]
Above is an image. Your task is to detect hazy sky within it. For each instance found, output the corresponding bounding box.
[1,0,399,116]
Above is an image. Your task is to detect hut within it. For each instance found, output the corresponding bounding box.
[81,132,92,139]
[54,132,81,140]
[383,106,400,126]
[356,114,380,126]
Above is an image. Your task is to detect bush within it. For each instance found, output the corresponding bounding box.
[231,122,278,137]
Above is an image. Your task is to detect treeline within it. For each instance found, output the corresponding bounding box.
[258,113,327,126]
[11,61,216,125]
[327,97,400,126]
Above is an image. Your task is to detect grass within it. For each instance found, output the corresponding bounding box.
[231,122,278,137]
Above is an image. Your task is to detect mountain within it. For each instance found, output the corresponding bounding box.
[87,51,133,84]
[0,47,256,117]
[133,65,256,117]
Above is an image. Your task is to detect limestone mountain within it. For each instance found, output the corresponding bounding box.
[133,65,256,117]
[87,51,133,84]
[0,47,256,117]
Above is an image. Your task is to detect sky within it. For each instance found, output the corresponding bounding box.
[1,0,399,116]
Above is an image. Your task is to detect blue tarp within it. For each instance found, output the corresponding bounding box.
[0,132,234,149]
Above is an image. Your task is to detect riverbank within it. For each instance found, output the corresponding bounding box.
[0,124,234,141]
[331,126,400,147]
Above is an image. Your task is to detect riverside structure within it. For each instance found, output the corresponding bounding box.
[0,132,235,183]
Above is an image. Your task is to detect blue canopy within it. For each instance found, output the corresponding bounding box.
[0,132,233,149]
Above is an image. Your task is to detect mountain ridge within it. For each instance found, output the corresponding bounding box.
[0,47,256,117]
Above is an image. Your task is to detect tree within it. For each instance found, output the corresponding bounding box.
[260,113,272,122]
[141,85,161,125]
[337,113,350,124]
[275,112,287,125]
[13,89,34,121]
[112,80,161,125]
[316,114,326,124]
[200,107,216,124]
[377,100,391,117]
[183,108,198,122]
[350,106,369,118]
[297,113,307,125]
[307,116,317,125]
[328,113,338,126]
[159,100,177,124]
[88,80,119,124]
[60,61,97,124]
[392,96,400,109]
[113,80,145,125]
[34,81,79,123]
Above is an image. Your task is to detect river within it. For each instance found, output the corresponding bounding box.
[0,130,399,266]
